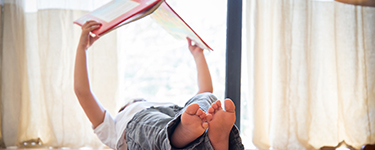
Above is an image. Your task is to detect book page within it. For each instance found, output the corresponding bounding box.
[98,0,164,36]
[91,0,140,23]
[150,2,211,50]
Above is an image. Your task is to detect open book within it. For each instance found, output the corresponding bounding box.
[74,0,212,50]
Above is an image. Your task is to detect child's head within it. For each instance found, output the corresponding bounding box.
[118,98,147,113]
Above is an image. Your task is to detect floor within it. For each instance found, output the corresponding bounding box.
[4,147,255,150]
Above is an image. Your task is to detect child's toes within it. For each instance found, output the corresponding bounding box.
[206,114,213,122]
[208,107,215,114]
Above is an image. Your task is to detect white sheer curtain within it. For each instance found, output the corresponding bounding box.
[245,0,375,149]
[2,0,117,148]
[1,0,227,148]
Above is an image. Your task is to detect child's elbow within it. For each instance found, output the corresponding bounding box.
[74,86,92,98]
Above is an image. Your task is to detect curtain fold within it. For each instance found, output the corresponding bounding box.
[2,0,26,146]
[2,0,118,148]
[247,0,375,149]
[0,0,5,147]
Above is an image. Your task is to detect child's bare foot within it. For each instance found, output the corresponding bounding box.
[171,103,209,148]
[206,99,236,150]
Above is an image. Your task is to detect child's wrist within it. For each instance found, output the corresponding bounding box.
[193,52,204,57]
[77,43,88,51]
[193,53,205,60]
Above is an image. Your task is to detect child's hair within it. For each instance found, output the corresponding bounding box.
[118,98,147,113]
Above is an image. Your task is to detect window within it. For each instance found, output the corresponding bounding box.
[116,0,228,107]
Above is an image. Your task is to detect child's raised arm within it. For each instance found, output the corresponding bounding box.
[187,37,213,94]
[74,21,105,128]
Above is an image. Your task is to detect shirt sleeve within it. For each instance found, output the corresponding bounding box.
[93,110,117,149]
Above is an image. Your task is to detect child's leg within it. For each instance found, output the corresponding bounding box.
[206,99,237,150]
[125,106,180,150]
[125,93,217,150]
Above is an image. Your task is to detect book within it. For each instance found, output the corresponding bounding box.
[74,0,163,36]
[74,0,212,50]
[150,2,212,50]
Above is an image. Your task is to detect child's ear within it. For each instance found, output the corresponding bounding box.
[118,98,146,113]
[118,102,131,113]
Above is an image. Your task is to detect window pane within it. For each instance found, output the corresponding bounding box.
[116,0,227,107]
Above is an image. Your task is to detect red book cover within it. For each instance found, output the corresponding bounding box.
[74,0,163,36]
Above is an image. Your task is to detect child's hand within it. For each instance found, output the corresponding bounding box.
[187,37,204,57]
[78,20,102,50]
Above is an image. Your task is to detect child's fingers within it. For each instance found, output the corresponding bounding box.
[186,37,192,46]
[87,21,102,27]
[187,39,198,50]
[82,20,101,31]
[88,25,101,31]
[84,20,101,26]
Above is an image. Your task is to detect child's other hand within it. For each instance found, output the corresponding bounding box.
[187,37,204,57]
[79,20,102,50]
